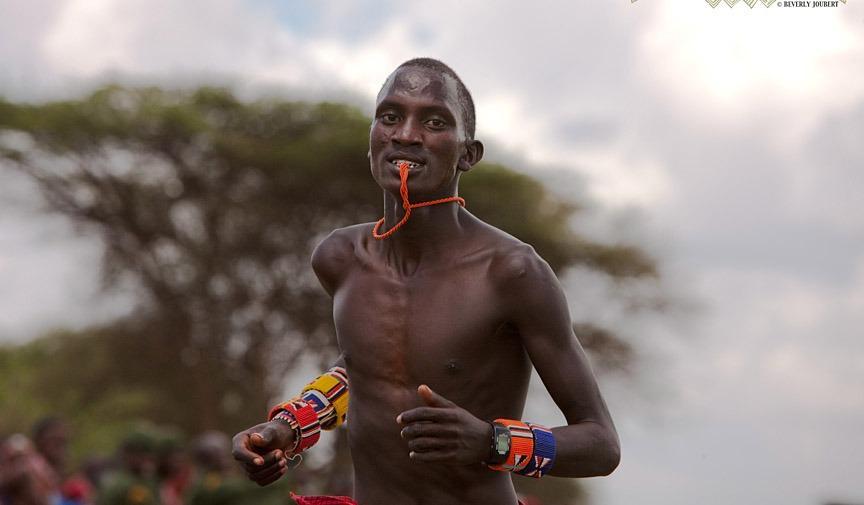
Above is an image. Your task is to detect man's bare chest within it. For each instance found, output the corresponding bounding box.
[333,264,507,383]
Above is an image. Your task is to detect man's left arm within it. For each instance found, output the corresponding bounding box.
[503,250,620,477]
[397,248,620,477]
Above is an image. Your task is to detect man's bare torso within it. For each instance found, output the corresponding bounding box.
[313,211,538,505]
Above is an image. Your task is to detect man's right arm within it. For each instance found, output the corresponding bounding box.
[232,229,353,486]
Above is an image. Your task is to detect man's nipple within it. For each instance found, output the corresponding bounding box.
[445,359,462,375]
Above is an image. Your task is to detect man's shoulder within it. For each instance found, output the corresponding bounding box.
[471,224,564,320]
[470,220,552,287]
[312,222,374,262]
[310,223,373,291]
[314,223,369,251]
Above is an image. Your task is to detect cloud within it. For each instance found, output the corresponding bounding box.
[0,170,133,342]
[638,0,864,115]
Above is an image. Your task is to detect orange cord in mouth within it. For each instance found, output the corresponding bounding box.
[372,161,466,240]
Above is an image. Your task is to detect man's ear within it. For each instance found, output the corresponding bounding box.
[457,139,484,173]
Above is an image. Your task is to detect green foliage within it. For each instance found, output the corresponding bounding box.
[0,339,47,434]
[0,331,154,463]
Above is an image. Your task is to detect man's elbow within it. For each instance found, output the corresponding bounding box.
[581,429,620,477]
[596,436,621,476]
[554,422,621,477]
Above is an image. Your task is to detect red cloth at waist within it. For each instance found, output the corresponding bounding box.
[291,493,356,505]
[290,493,526,505]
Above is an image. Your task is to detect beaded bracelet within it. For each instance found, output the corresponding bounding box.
[272,399,320,454]
[268,367,350,430]
[301,367,349,429]
[515,424,557,478]
[271,409,301,454]
[300,389,335,427]
[488,419,557,478]
[266,367,350,458]
[489,419,534,472]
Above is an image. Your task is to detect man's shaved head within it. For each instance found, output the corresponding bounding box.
[383,58,477,140]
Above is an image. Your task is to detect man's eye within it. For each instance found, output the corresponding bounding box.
[380,113,399,123]
[427,118,446,128]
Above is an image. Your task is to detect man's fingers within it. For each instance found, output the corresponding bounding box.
[254,466,288,486]
[241,449,283,471]
[248,458,286,481]
[417,384,454,408]
[409,449,458,463]
[232,434,267,466]
[407,437,454,453]
[400,423,455,440]
[397,407,454,425]
[242,458,279,475]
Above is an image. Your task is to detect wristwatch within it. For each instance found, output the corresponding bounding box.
[487,422,511,465]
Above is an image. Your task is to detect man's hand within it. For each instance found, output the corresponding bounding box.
[231,421,297,486]
[397,385,492,465]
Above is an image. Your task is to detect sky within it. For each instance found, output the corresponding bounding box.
[1,0,863,504]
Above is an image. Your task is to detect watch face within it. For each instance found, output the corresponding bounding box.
[495,431,511,454]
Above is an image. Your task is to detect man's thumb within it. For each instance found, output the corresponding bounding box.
[250,429,273,448]
[418,384,452,407]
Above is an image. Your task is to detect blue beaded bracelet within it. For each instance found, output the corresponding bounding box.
[515,424,556,478]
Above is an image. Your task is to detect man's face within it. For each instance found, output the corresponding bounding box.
[369,66,473,200]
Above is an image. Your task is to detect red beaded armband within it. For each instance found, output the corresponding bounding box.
[271,409,301,454]
[275,400,320,455]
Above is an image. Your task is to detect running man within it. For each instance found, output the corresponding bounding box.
[232,58,620,505]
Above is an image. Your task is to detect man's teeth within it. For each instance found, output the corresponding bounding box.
[391,160,422,169]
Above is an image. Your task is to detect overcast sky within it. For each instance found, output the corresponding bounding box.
[1,1,863,504]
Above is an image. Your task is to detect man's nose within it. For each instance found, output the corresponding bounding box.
[391,117,422,146]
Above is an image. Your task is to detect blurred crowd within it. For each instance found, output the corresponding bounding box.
[1,418,551,505]
[0,418,291,505]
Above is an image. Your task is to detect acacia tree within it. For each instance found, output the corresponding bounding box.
[0,87,653,500]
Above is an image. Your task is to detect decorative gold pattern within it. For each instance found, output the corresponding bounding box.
[631,0,847,6]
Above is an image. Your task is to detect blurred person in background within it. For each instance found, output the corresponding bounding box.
[191,432,234,477]
[79,458,112,500]
[31,419,69,480]
[0,433,59,505]
[155,433,190,505]
[185,432,243,505]
[30,418,93,505]
[96,431,159,505]
[187,431,292,505]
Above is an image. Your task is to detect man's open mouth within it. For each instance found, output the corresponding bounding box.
[390,159,424,169]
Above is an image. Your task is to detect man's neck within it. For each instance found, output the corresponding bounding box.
[378,195,465,275]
